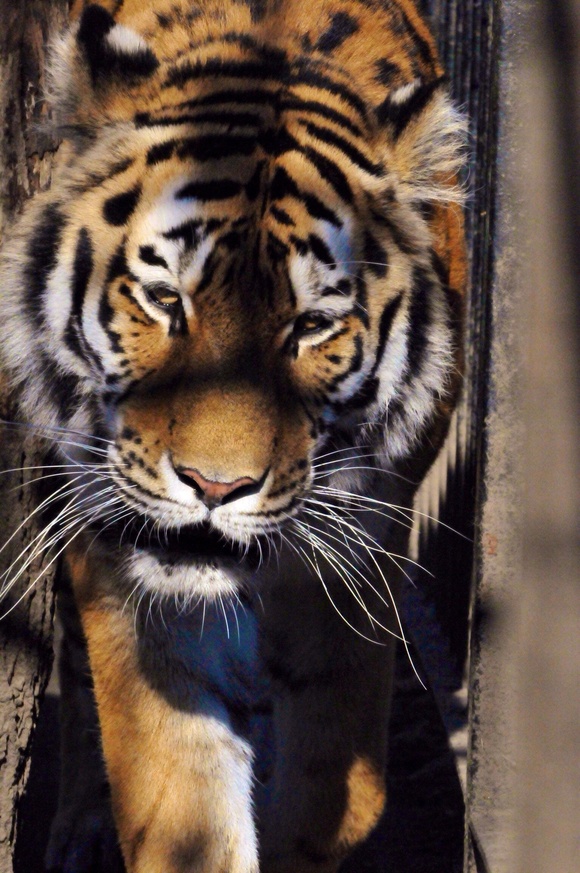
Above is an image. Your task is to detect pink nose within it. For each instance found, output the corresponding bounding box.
[177,468,263,508]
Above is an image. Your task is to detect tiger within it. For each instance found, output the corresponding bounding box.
[0,0,466,871]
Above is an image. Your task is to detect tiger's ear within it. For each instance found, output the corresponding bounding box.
[377,79,467,206]
[76,3,159,84]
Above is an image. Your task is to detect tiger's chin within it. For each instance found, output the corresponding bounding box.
[122,521,263,601]
[128,552,252,601]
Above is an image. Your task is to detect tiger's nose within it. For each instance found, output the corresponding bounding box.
[176,467,267,509]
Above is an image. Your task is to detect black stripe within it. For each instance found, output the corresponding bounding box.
[124,449,158,478]
[177,133,257,161]
[176,88,276,108]
[257,124,298,158]
[281,97,363,137]
[298,119,382,176]
[184,109,262,126]
[370,208,417,255]
[25,203,66,329]
[303,145,353,203]
[106,244,131,283]
[183,34,287,66]
[350,334,364,372]
[63,319,85,362]
[240,0,269,23]
[333,376,380,413]
[259,493,303,519]
[103,374,144,405]
[163,220,203,249]
[98,287,123,354]
[271,167,342,227]
[406,268,432,379]
[139,245,168,269]
[164,56,290,89]
[146,140,176,165]
[64,228,104,372]
[289,62,369,121]
[376,77,445,135]
[169,308,188,338]
[71,228,93,320]
[147,133,258,166]
[315,12,359,54]
[267,231,290,262]
[245,160,264,201]
[363,231,388,277]
[328,333,365,392]
[371,292,404,378]
[106,47,158,80]
[375,58,401,87]
[103,185,141,226]
[398,6,435,67]
[308,234,334,266]
[324,325,350,344]
[270,205,295,226]
[209,218,229,233]
[195,251,219,295]
[99,247,129,355]
[77,5,114,66]
[40,353,82,423]
[136,109,263,129]
[176,179,242,201]
[118,282,155,325]
[321,278,351,297]
[155,11,172,28]
[431,250,462,333]
[289,234,309,257]
[218,229,243,251]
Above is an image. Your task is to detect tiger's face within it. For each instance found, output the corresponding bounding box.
[0,2,465,597]
[63,123,416,541]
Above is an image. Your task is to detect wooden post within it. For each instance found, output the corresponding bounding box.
[0,3,68,870]
[513,0,580,870]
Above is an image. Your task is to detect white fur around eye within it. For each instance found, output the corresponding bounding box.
[105,24,149,56]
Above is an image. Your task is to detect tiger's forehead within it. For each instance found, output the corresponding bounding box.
[124,165,356,316]
[73,0,440,126]
[67,111,368,317]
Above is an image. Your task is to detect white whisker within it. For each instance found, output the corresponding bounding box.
[294,517,405,641]
[289,534,385,647]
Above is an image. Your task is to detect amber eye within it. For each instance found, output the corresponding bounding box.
[145,283,182,310]
[293,312,334,338]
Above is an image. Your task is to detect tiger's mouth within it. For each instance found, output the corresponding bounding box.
[152,522,258,564]
[99,516,262,567]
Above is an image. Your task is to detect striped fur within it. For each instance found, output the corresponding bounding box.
[0,1,466,871]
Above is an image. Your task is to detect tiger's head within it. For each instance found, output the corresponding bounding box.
[0,2,465,598]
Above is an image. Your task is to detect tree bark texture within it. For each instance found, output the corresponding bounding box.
[0,2,68,871]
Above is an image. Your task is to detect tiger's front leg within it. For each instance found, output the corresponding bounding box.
[259,510,405,873]
[68,541,259,873]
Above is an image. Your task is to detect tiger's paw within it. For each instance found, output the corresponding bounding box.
[45,805,124,873]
